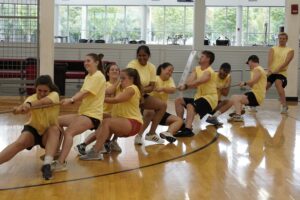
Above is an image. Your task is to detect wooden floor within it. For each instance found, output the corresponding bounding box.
[0,97,300,199]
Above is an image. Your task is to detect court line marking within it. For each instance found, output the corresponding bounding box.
[0,130,219,191]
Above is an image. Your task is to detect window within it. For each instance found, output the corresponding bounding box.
[87,6,106,40]
[205,7,236,46]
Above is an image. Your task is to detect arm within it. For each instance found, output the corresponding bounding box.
[143,82,155,93]
[273,50,294,73]
[188,71,211,88]
[220,76,231,97]
[154,86,176,94]
[177,70,197,91]
[105,81,120,96]
[243,68,261,87]
[105,87,135,104]
[267,48,274,75]
[61,90,90,105]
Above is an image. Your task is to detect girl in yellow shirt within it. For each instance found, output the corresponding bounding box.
[144,62,183,143]
[80,68,143,160]
[0,75,61,180]
[52,53,106,171]
[75,64,121,155]
[127,45,166,145]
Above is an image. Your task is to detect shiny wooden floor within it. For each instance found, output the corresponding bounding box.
[0,96,299,200]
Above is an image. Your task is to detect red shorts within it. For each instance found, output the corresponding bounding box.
[127,119,142,137]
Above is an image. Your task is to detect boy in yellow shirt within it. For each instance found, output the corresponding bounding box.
[267,32,294,114]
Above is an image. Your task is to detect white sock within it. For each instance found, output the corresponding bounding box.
[213,111,222,117]
[44,155,54,165]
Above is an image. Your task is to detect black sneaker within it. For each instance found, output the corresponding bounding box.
[206,116,223,126]
[174,128,195,137]
[229,108,246,117]
[41,164,52,180]
[104,141,112,153]
[74,143,86,155]
[179,123,186,132]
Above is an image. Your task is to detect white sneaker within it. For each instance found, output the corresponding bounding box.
[145,133,165,144]
[79,148,104,161]
[110,140,122,152]
[51,160,67,172]
[134,134,143,145]
[281,105,288,114]
[159,131,177,143]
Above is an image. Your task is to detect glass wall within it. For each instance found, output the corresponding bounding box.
[0,3,38,42]
[56,5,194,45]
[206,6,285,46]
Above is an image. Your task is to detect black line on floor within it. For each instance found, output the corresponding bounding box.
[0,130,219,191]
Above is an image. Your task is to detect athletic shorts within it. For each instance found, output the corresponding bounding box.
[192,98,213,119]
[183,97,194,107]
[127,119,142,137]
[267,74,287,88]
[244,92,259,107]
[22,125,45,150]
[159,112,171,126]
[83,115,101,130]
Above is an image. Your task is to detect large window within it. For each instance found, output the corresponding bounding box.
[206,7,236,45]
[149,6,193,45]
[56,5,193,45]
[0,3,38,42]
[206,6,285,46]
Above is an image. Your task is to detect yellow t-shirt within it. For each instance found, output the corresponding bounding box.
[111,85,143,124]
[103,81,114,114]
[78,71,106,120]
[127,59,156,88]
[149,76,176,102]
[270,46,293,77]
[250,66,267,105]
[215,72,231,100]
[194,66,218,110]
[25,92,60,135]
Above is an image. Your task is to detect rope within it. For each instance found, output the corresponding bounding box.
[0,102,61,114]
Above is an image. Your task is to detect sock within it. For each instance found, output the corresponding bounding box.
[213,111,221,117]
[44,155,53,165]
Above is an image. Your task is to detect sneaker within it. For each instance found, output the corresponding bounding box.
[206,116,223,126]
[41,164,52,180]
[160,131,177,143]
[174,128,195,137]
[110,140,122,152]
[134,134,143,145]
[79,148,104,161]
[228,114,244,122]
[51,160,67,172]
[179,123,186,132]
[229,108,246,117]
[281,105,288,114]
[74,143,87,156]
[40,150,61,161]
[145,134,165,144]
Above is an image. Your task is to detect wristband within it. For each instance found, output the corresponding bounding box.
[26,102,32,107]
[70,98,75,104]
[184,84,188,89]
[244,82,247,86]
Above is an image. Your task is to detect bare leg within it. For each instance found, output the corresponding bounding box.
[58,115,94,163]
[140,96,166,135]
[137,110,155,136]
[185,104,196,129]
[165,115,183,135]
[0,132,34,164]
[175,97,186,119]
[274,79,286,106]
[93,118,132,153]
[42,126,62,158]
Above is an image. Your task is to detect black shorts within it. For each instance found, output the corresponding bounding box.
[22,125,45,150]
[183,97,194,108]
[245,92,259,106]
[83,115,101,130]
[192,98,213,119]
[267,74,287,88]
[159,112,171,126]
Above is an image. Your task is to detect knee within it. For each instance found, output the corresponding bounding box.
[144,110,155,119]
[158,101,167,111]
[14,140,29,150]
